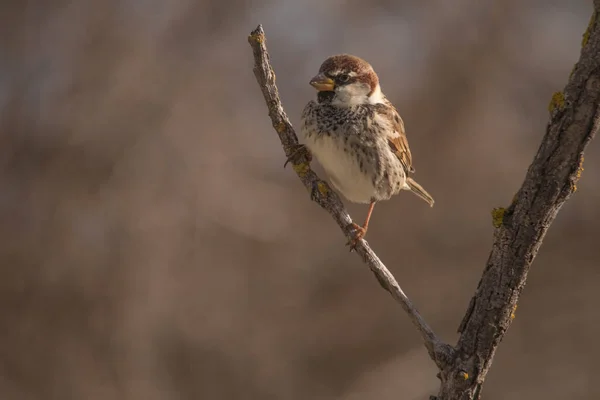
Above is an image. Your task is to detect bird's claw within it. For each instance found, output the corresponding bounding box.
[284,144,312,168]
[346,223,366,252]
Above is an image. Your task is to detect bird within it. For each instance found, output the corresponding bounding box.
[296,54,434,248]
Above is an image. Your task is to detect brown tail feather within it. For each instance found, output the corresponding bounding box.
[405,177,434,207]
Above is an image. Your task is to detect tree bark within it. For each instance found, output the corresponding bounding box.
[436,4,600,398]
[247,3,599,397]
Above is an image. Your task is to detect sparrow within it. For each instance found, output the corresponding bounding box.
[296,54,434,247]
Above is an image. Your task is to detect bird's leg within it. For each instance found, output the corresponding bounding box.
[284,144,312,168]
[347,200,376,251]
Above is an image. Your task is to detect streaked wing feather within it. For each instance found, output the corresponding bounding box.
[375,102,414,173]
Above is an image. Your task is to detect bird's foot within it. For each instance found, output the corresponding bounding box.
[284,144,312,168]
[346,222,367,251]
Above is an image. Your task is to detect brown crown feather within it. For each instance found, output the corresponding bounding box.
[318,54,379,96]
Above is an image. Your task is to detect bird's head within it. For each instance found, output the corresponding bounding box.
[309,54,384,106]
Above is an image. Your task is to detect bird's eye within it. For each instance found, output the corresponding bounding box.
[338,74,350,83]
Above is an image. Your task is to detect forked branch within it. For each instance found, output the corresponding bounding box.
[248,5,600,397]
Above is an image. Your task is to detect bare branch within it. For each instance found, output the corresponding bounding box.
[247,25,453,369]
[436,6,600,400]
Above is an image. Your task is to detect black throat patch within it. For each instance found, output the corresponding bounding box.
[317,91,336,104]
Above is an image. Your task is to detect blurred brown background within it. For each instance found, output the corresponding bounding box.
[0,0,598,399]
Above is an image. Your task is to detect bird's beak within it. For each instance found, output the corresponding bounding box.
[309,73,335,91]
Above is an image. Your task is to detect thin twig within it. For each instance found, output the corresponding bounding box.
[247,25,454,369]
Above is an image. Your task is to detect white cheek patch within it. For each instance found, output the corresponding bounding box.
[332,82,371,106]
[368,85,385,104]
